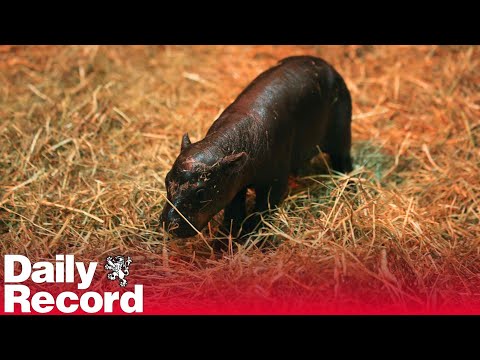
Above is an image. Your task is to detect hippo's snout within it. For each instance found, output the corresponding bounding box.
[160,203,198,238]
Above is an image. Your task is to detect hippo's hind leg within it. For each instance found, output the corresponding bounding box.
[325,82,353,174]
[330,152,353,174]
[295,149,330,176]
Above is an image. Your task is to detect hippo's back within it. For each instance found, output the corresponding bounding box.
[225,56,340,120]
[207,55,351,179]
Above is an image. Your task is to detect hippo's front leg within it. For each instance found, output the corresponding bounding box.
[218,187,247,237]
[243,176,289,235]
[213,188,247,252]
[221,188,247,236]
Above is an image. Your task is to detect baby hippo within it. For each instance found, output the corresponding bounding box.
[160,56,352,238]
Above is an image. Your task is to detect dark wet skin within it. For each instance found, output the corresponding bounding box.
[160,56,352,240]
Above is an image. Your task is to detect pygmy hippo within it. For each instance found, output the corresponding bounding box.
[160,55,352,238]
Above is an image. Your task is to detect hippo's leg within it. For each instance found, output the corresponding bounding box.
[330,153,353,173]
[218,187,247,237]
[324,83,353,174]
[296,151,330,176]
[242,176,289,235]
[257,177,289,210]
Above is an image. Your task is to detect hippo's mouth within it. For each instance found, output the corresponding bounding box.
[160,206,205,238]
[168,225,199,238]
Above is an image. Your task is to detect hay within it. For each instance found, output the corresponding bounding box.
[1,45,479,312]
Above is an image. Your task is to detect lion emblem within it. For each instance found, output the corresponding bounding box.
[105,255,132,287]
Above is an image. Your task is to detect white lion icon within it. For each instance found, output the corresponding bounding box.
[105,255,132,287]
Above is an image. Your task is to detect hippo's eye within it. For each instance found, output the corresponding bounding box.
[195,188,207,202]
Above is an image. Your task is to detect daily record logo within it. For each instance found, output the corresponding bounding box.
[3,255,143,314]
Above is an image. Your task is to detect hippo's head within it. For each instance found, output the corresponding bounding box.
[160,133,247,238]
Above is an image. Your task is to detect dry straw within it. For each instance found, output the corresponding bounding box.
[0,45,479,312]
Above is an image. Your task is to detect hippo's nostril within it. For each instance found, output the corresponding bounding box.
[160,202,199,238]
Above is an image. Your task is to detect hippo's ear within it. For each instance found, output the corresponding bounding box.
[181,133,192,151]
[219,152,248,172]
